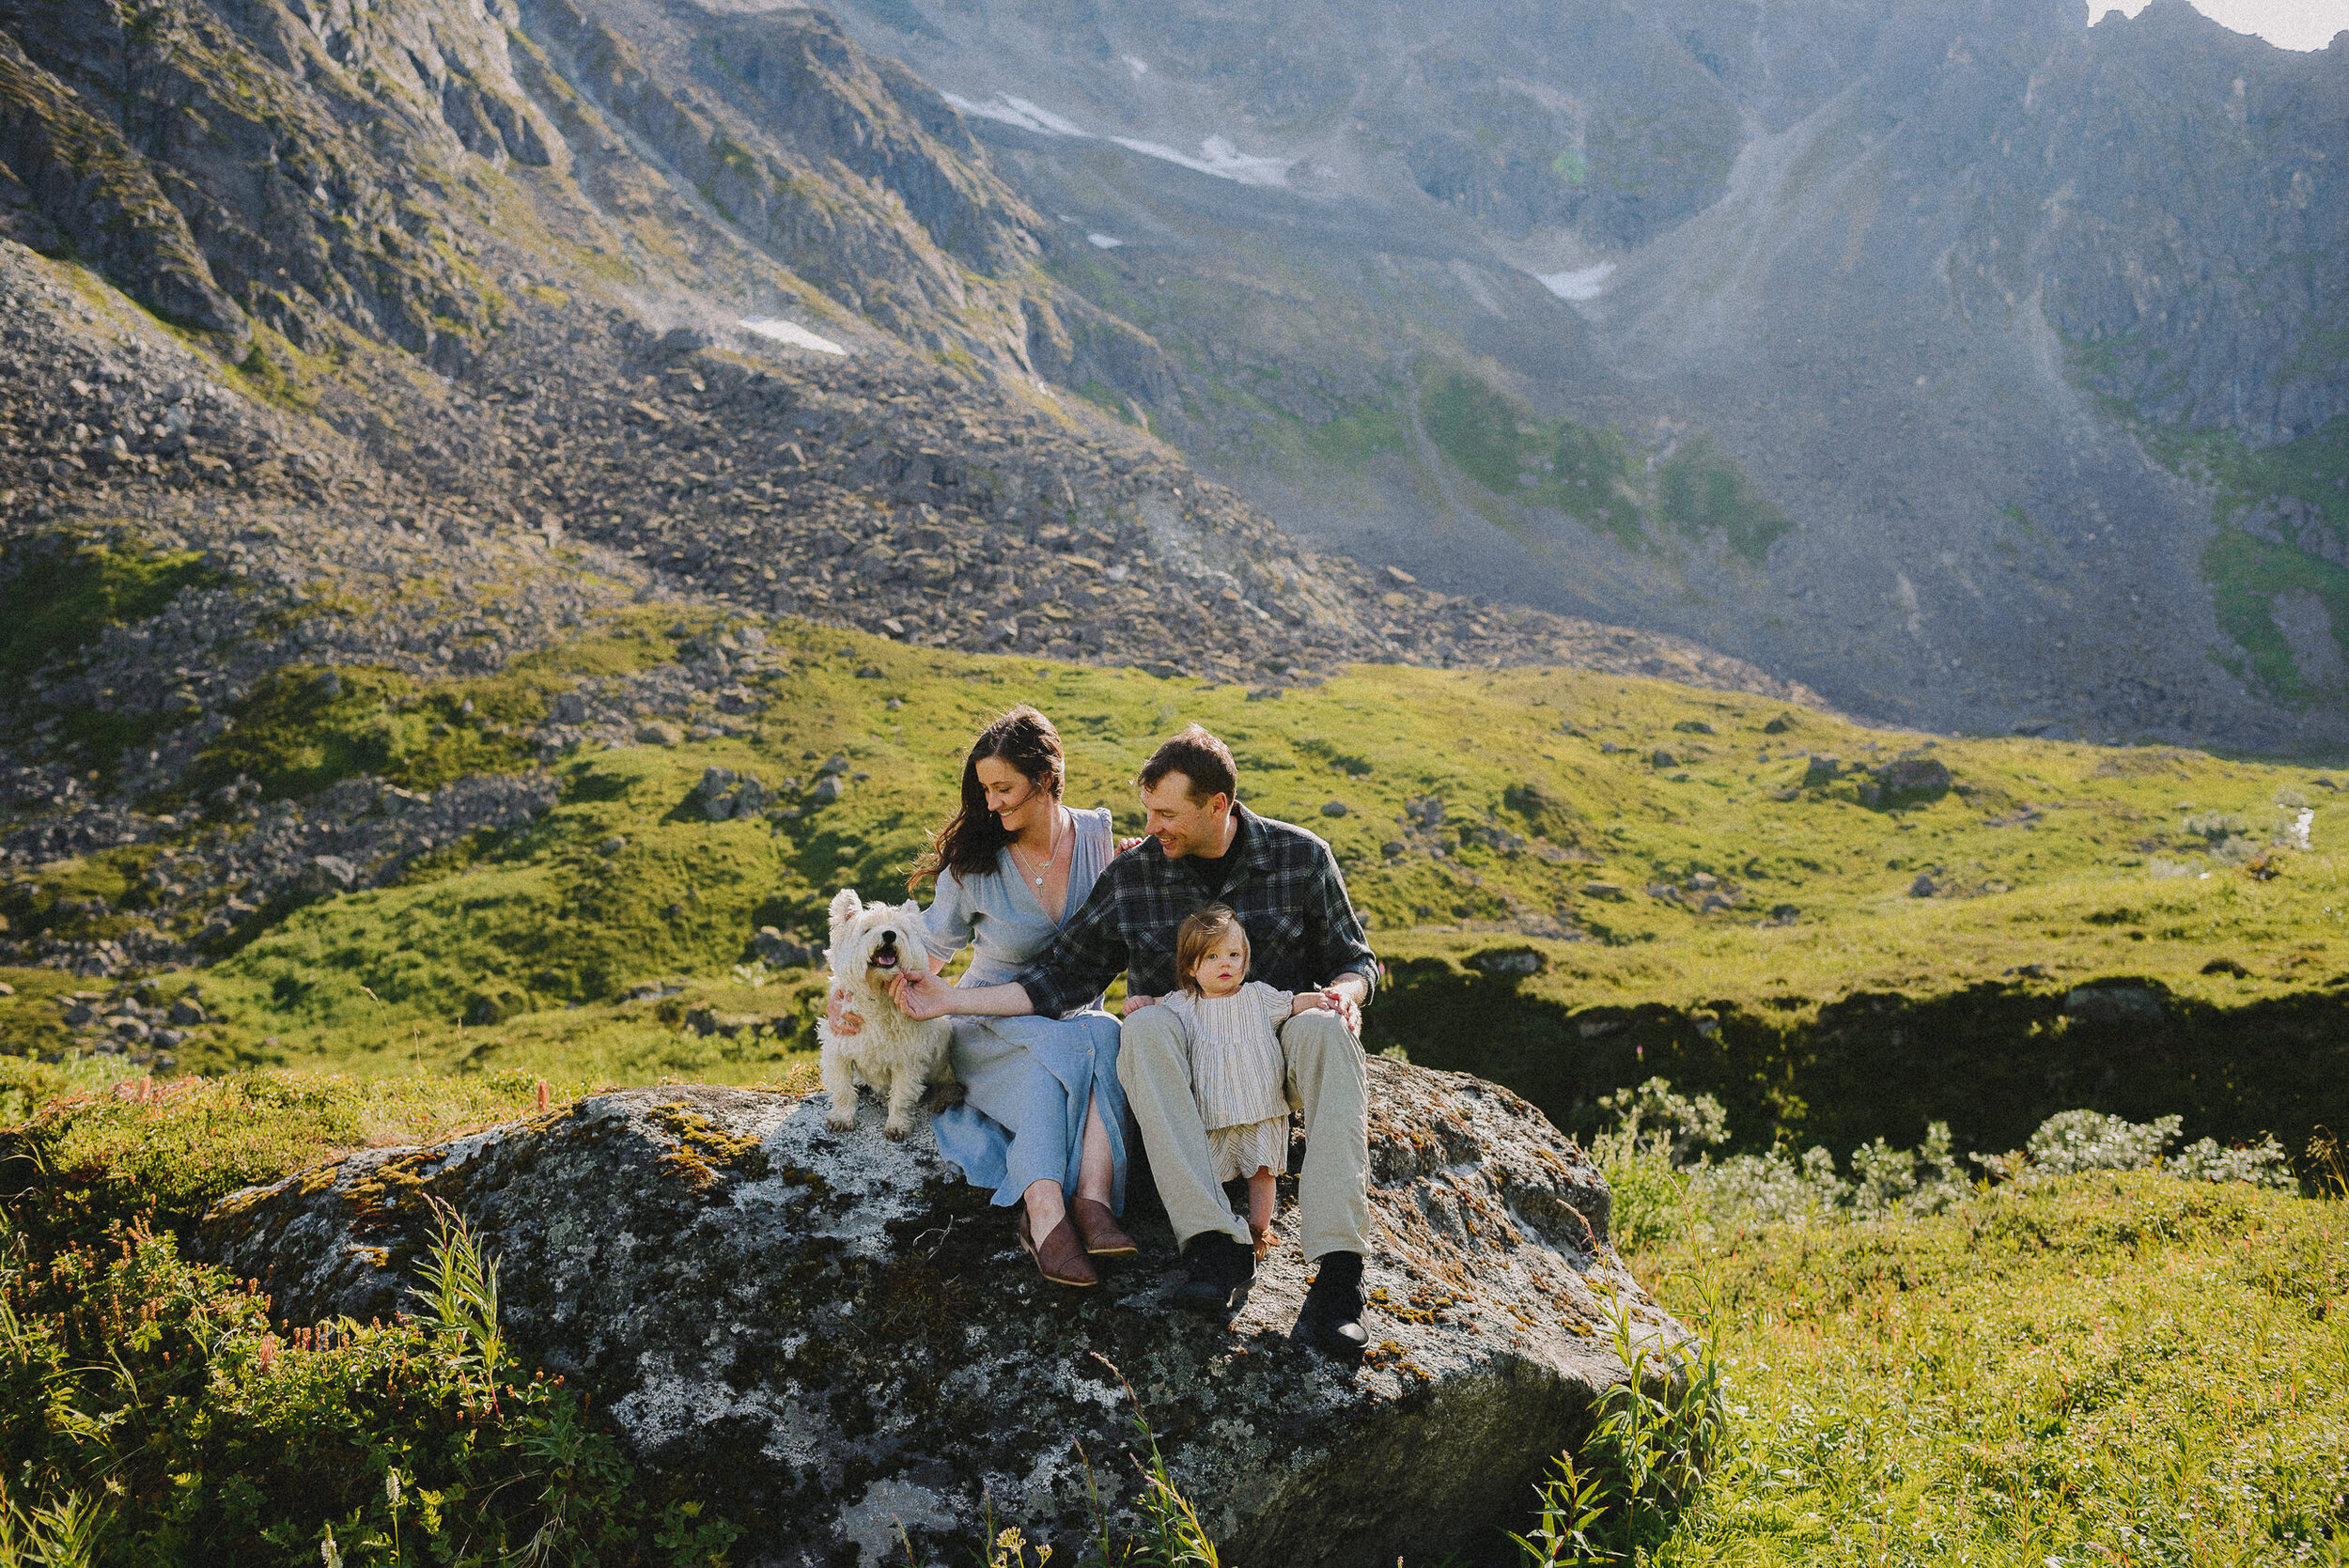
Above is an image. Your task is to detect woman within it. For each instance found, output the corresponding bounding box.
[829,705,1133,1288]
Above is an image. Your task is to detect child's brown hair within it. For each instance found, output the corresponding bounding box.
[1173,905,1249,996]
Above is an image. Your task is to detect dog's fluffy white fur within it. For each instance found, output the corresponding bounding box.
[817,887,955,1139]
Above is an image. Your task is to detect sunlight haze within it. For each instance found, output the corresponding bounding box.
[2100,0,2346,51]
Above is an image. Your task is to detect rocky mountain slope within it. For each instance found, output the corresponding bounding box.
[4,0,2341,1024]
[0,228,1822,972]
[0,0,1831,996]
[0,0,1842,699]
[8,0,2341,763]
[802,0,2349,753]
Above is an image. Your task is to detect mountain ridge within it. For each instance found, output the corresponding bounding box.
[802,0,2348,751]
[2,0,2344,766]
[0,0,1821,701]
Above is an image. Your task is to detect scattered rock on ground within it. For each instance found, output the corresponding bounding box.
[1876,755,1952,796]
[2062,981,2167,1023]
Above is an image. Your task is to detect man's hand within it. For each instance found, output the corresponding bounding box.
[825,987,864,1037]
[1318,982,1364,1039]
[1122,992,1160,1017]
[890,970,956,1021]
[1328,992,1361,1037]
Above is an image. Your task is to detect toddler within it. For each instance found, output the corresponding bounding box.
[1159,905,1334,1258]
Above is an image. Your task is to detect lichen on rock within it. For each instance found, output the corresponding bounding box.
[198,1057,1682,1566]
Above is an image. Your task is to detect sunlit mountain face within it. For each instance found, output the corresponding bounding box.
[1,0,2341,749]
[804,0,2349,751]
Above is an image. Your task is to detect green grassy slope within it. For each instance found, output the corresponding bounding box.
[1629,1172,2349,1566]
[3,1059,2339,1567]
[1418,365,1788,563]
[6,615,2344,1160]
[2141,414,2349,706]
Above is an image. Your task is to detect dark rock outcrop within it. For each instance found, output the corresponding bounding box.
[0,29,242,339]
[0,0,541,360]
[1875,755,1952,798]
[198,1059,1685,1567]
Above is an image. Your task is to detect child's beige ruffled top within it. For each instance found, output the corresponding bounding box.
[1162,982,1294,1182]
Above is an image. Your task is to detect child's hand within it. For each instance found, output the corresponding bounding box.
[1296,988,1361,1037]
[1122,992,1160,1017]
[1113,835,1146,855]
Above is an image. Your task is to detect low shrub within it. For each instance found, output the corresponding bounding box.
[0,1201,739,1567]
[0,1066,741,1565]
[1513,1291,1731,1565]
[1621,1172,2349,1564]
[1975,1107,2295,1189]
[1583,1078,1723,1250]
[1592,1079,2302,1239]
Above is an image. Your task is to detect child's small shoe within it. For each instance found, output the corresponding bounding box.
[1251,1225,1271,1261]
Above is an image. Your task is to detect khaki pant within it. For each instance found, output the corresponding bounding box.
[1117,1005,1372,1261]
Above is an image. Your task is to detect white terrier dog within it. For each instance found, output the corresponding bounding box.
[817,887,955,1139]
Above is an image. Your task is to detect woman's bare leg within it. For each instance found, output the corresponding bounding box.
[1076,1092,1114,1207]
[1023,1178,1067,1235]
[1025,1090,1113,1233]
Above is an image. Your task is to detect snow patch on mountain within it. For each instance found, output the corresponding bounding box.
[1535,263,1615,302]
[941,93,1292,187]
[741,318,848,354]
[943,92,1089,137]
[1110,133,1293,186]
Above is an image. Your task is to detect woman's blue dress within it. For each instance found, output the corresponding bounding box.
[919,806,1129,1213]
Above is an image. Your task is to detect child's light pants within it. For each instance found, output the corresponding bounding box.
[1117,1005,1373,1261]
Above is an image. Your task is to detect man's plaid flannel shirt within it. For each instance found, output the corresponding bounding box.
[1014,803,1378,1018]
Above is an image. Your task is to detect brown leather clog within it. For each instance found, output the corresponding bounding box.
[1019,1209,1097,1287]
[1071,1197,1138,1258]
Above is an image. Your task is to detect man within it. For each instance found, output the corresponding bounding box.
[894,724,1377,1357]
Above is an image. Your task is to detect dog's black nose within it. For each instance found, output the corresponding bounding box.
[879,929,897,948]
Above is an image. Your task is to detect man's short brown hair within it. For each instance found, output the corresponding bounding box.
[1139,724,1237,804]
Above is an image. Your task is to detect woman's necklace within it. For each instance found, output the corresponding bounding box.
[1008,810,1066,888]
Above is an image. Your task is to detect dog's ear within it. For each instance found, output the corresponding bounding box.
[828,887,863,940]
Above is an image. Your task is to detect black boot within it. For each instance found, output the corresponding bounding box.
[1169,1234,1256,1316]
[1297,1250,1368,1359]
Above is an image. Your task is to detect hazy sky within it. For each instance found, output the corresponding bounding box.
[2098,0,2344,52]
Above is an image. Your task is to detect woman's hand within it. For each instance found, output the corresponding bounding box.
[889,977,1034,1019]
[1122,992,1159,1017]
[826,987,865,1037]
[890,969,957,1021]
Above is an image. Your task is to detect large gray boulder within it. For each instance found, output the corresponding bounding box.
[198,1058,1687,1568]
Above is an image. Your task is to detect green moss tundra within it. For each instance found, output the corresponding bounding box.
[4,603,2343,1172]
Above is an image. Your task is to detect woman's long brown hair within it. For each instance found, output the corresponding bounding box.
[909,705,1066,889]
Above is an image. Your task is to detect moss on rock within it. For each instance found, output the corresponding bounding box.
[195,1066,1672,1565]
